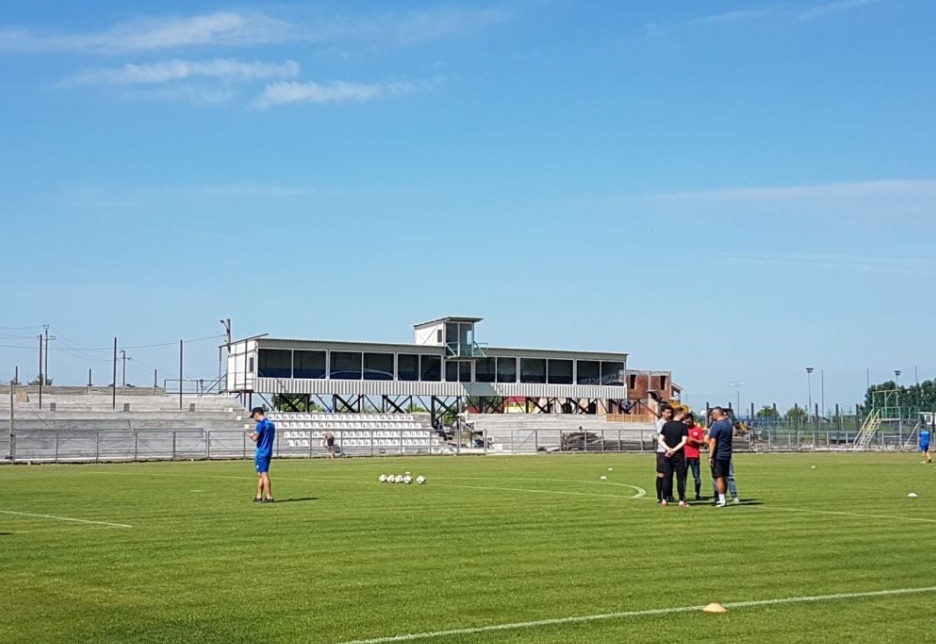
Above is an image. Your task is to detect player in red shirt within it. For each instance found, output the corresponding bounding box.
[684,413,706,501]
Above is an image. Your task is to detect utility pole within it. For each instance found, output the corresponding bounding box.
[112,337,118,410]
[179,339,184,410]
[120,350,132,387]
[219,318,232,384]
[43,324,55,386]
[8,378,14,462]
[38,334,43,409]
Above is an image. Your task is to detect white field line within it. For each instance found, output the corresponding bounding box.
[756,505,936,525]
[432,482,646,500]
[0,510,132,528]
[84,471,648,498]
[335,586,936,644]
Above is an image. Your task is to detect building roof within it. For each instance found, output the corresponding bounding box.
[246,336,627,360]
[413,316,484,328]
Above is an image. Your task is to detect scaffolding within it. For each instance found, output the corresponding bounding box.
[854,389,931,451]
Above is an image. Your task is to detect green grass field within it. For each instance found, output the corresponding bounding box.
[2,453,935,643]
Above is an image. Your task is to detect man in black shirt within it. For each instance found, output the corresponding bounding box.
[657,410,690,507]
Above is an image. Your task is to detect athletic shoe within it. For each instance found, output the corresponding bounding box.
[678,501,689,508]
[695,495,703,501]
[715,501,727,508]
[660,500,668,507]
[733,497,741,504]
[253,497,262,503]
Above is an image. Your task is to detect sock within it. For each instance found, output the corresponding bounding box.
[718,493,726,504]
[656,478,663,501]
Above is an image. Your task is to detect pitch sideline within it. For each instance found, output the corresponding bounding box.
[335,585,936,644]
[0,509,132,528]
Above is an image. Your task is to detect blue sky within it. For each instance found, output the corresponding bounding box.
[1,0,934,412]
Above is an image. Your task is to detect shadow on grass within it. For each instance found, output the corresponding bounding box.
[685,499,764,507]
[271,497,318,504]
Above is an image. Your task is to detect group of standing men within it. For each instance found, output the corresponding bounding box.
[655,406,740,508]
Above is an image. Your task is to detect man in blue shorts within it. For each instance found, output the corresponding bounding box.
[920,421,931,464]
[249,407,276,503]
[707,407,734,508]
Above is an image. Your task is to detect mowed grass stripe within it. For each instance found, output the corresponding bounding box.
[1,453,934,643]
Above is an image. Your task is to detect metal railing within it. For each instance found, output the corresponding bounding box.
[163,376,227,396]
[2,426,924,464]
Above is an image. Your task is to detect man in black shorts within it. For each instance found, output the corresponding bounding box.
[657,410,689,508]
[707,407,734,508]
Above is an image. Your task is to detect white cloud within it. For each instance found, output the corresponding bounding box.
[250,79,434,110]
[725,253,933,275]
[655,180,936,201]
[71,58,300,86]
[688,9,772,27]
[0,7,507,54]
[795,0,884,22]
[0,12,292,54]
[122,84,238,106]
[200,184,315,198]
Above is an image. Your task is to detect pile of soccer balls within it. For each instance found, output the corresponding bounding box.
[378,471,427,485]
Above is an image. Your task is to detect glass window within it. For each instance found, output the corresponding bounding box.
[445,323,458,344]
[577,360,600,385]
[548,359,573,385]
[258,349,291,378]
[496,357,517,383]
[294,350,326,379]
[601,361,625,386]
[520,358,547,384]
[420,355,442,382]
[475,358,495,383]
[398,354,419,381]
[364,353,394,381]
[331,352,362,380]
[445,360,459,382]
[460,361,472,383]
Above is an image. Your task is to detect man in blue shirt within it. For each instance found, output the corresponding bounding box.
[707,407,734,508]
[249,407,276,503]
[920,422,931,464]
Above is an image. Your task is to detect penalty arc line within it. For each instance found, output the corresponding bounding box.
[431,482,646,500]
[0,510,133,528]
[335,585,936,644]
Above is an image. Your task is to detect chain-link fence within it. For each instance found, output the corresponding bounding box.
[1,425,924,464]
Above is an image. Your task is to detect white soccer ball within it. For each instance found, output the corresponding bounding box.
[378,474,387,483]
[405,471,411,476]
[403,475,413,485]
[394,475,404,484]
[416,475,427,485]
[608,468,614,472]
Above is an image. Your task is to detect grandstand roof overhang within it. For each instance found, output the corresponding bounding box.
[413,316,484,329]
[248,337,627,361]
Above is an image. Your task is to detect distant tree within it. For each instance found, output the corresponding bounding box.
[785,406,807,423]
[28,375,52,386]
[756,405,779,420]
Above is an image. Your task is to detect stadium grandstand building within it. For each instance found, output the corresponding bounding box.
[225,316,677,425]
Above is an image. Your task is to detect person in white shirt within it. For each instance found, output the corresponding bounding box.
[654,406,673,503]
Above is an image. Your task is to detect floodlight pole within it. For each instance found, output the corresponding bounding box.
[806,367,814,423]
[820,370,825,424]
